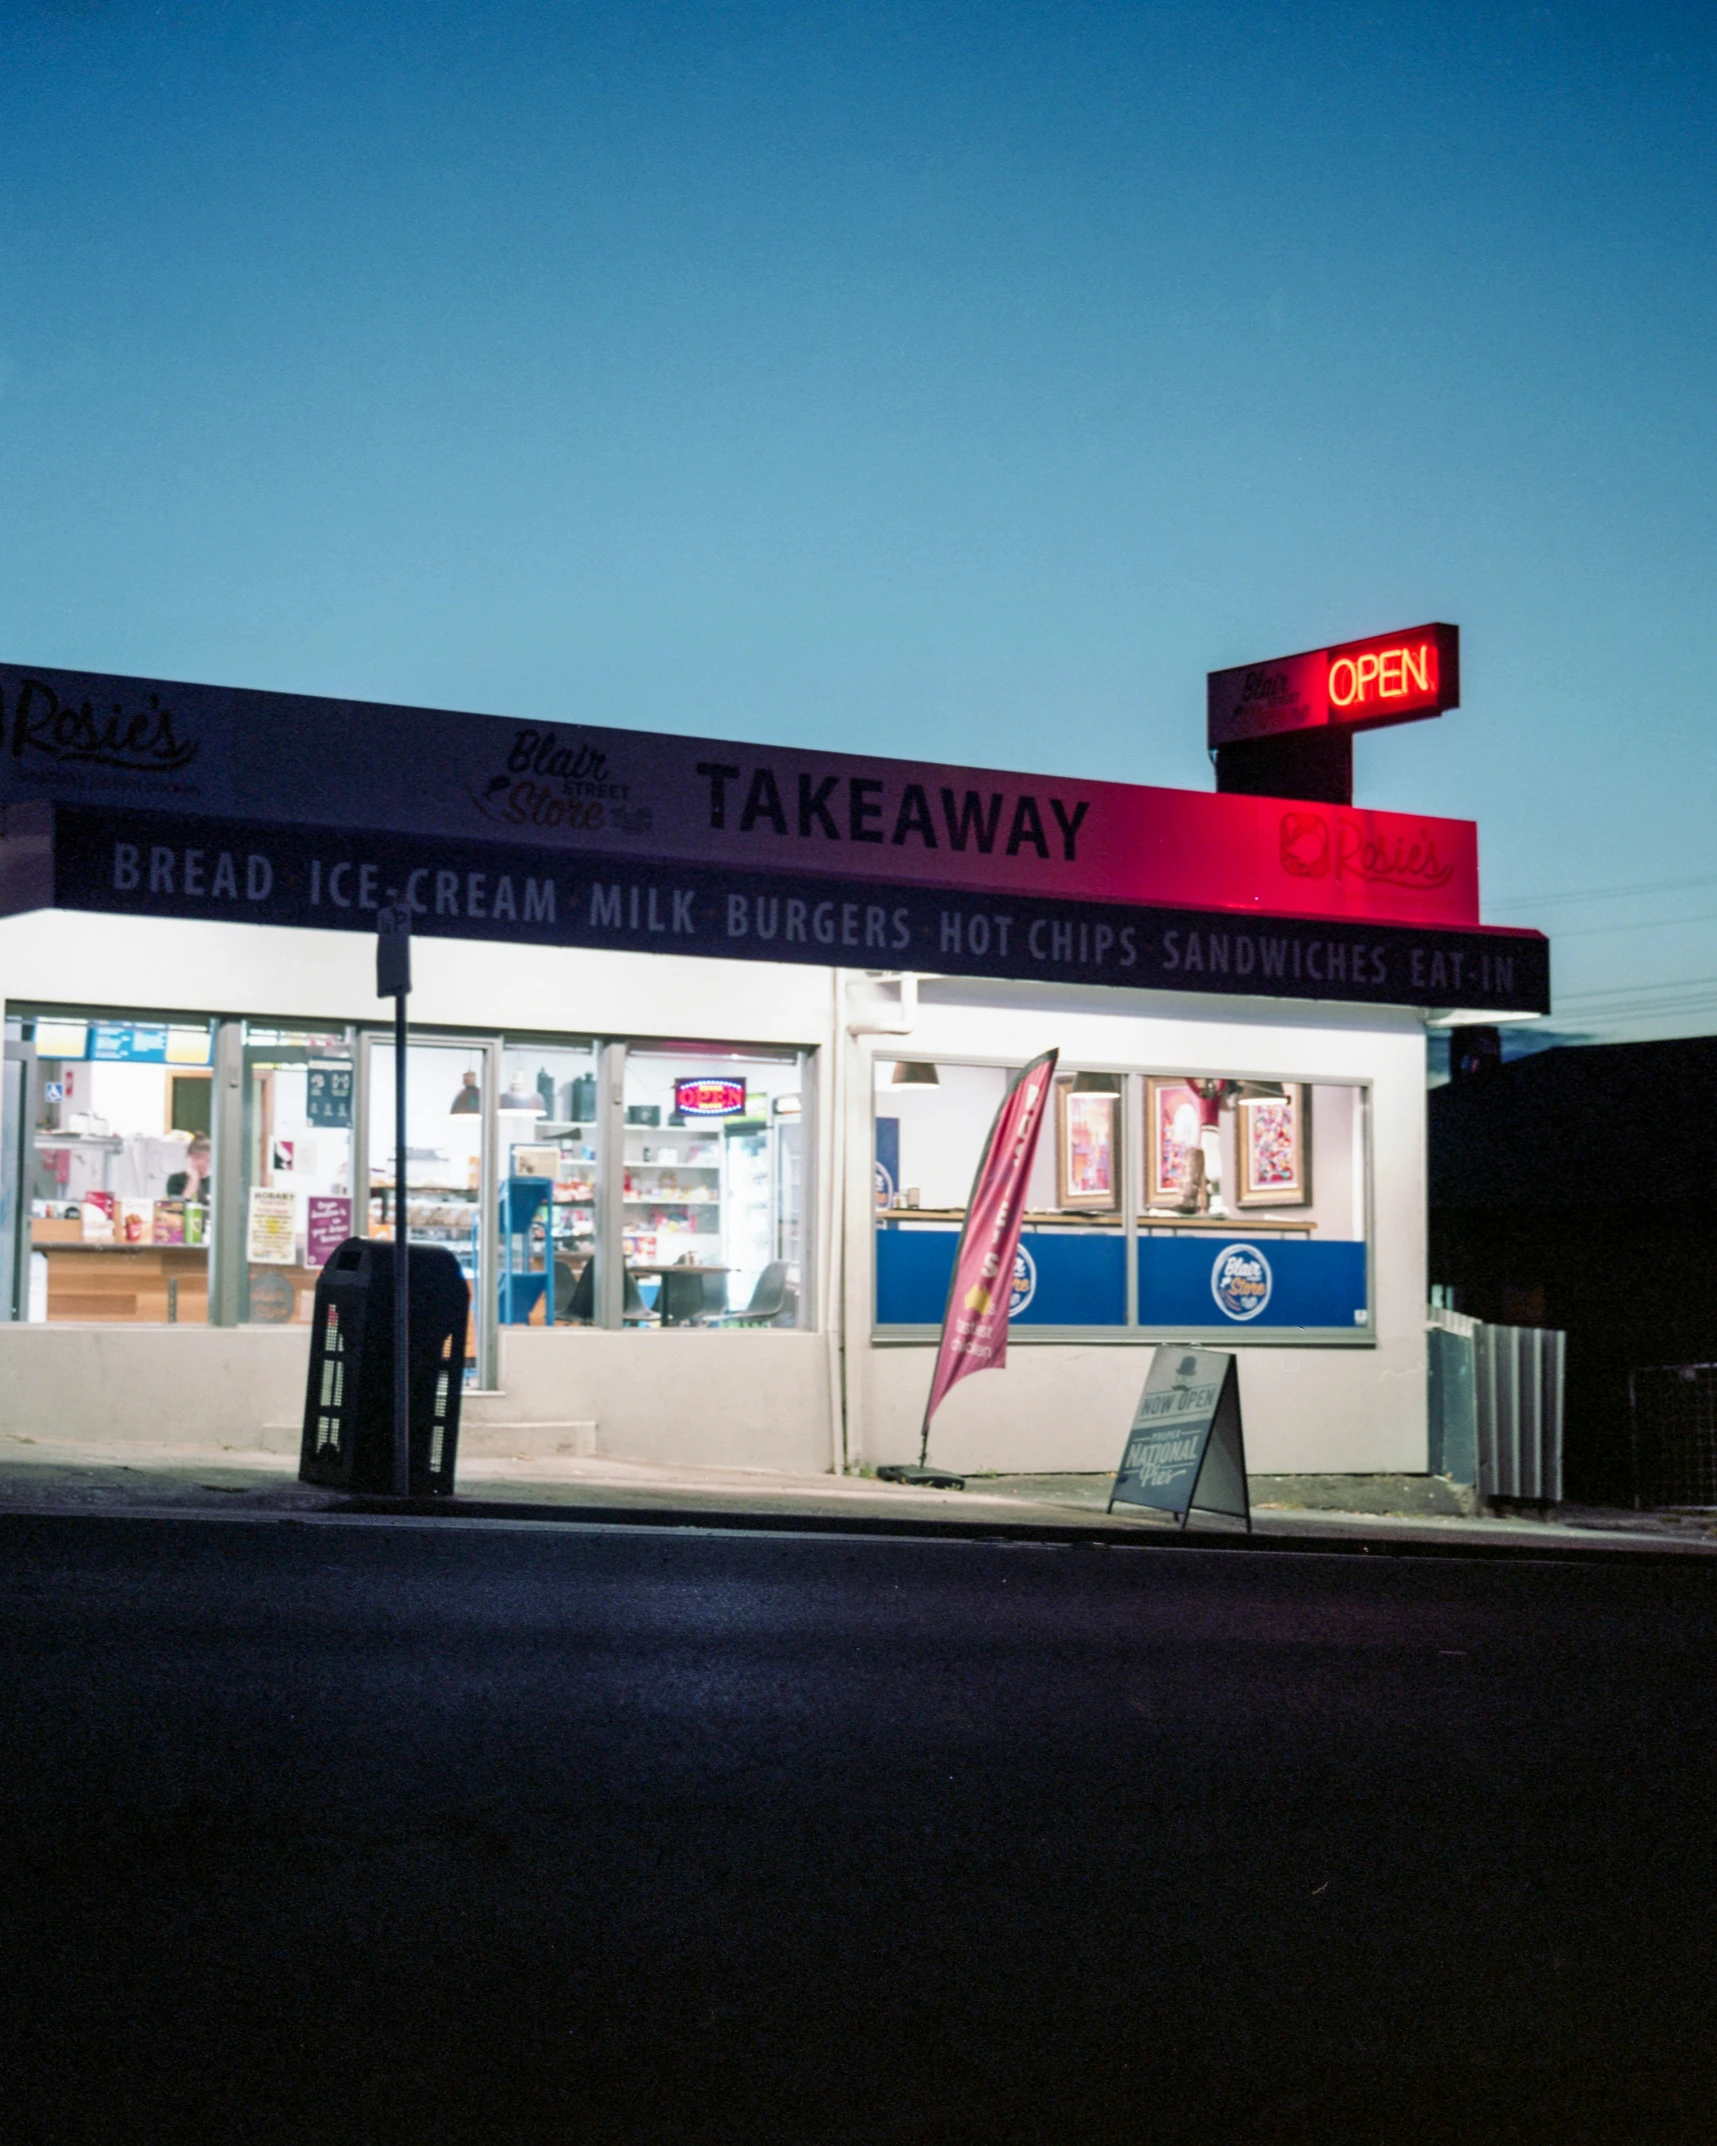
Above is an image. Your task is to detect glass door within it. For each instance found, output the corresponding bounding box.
[239,1026,357,1325]
[358,1033,499,1387]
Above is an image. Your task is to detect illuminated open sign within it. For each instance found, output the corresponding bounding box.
[1208,623,1459,748]
[675,1077,748,1118]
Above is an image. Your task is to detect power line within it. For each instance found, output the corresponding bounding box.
[1489,872,1717,914]
[1549,909,1717,941]
[1558,974,1717,1003]
[1553,983,1717,1021]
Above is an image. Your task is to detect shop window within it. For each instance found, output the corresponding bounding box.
[363,1038,487,1313]
[241,1028,357,1324]
[17,1011,216,1324]
[873,1061,1370,1341]
[874,1060,1127,1332]
[620,1046,805,1328]
[495,1042,599,1327]
[1136,1077,1367,1336]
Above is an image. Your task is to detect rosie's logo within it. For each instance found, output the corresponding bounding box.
[1279,811,1330,879]
[1280,811,1455,893]
[7,679,198,777]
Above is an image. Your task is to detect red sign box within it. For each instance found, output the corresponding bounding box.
[1209,624,1460,748]
[675,1077,747,1118]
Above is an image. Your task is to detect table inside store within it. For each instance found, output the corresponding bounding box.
[627,1261,731,1326]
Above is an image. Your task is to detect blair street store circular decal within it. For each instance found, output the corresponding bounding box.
[1009,1244,1038,1318]
[1210,1241,1272,1321]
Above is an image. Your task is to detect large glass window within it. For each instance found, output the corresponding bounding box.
[618,1045,805,1328]
[16,1010,215,1324]
[493,1040,600,1328]
[2,1011,815,1344]
[874,1059,1369,1342]
[365,1036,487,1285]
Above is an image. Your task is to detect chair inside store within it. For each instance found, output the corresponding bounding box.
[720,1260,791,1327]
[550,1257,659,1325]
[555,1256,593,1324]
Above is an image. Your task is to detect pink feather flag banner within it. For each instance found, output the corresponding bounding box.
[921,1048,1060,1439]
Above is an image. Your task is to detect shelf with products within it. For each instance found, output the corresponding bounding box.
[500,1176,551,1323]
[367,1184,480,1257]
[623,1131,724,1162]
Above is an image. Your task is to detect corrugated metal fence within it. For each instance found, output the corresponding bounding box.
[1428,1308,1565,1507]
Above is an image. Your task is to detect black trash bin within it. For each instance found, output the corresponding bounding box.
[299,1238,469,1494]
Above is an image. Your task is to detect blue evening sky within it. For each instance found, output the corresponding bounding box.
[3,1,1713,1042]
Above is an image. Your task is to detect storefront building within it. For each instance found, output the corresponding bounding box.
[0,658,1548,1479]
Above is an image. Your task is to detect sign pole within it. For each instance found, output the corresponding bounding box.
[377,907,413,1497]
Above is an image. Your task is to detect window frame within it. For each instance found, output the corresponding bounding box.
[868,1050,1376,1348]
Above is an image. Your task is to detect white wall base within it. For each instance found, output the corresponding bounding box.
[852,1336,1429,1477]
[492,1327,836,1474]
[0,1324,312,1449]
[0,1322,837,1475]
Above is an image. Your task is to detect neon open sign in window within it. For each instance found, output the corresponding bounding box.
[675,1077,748,1117]
[1208,623,1459,748]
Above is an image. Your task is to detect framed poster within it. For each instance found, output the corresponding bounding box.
[1145,1079,1204,1207]
[1236,1085,1311,1207]
[1054,1081,1119,1211]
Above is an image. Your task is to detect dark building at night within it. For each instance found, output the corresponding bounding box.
[1430,1036,1717,1505]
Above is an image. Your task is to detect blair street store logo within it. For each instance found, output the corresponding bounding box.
[466,726,653,840]
[6,677,199,779]
[1009,1244,1037,1318]
[1279,809,1455,894]
[1211,1242,1271,1321]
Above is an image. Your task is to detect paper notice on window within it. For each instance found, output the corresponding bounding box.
[247,1187,298,1266]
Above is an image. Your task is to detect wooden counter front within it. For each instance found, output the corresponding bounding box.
[36,1243,211,1323]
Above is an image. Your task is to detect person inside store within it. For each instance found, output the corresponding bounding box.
[166,1134,212,1203]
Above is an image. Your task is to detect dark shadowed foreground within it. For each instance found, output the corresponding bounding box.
[2,1512,1713,2144]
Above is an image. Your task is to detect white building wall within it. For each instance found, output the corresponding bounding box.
[842,978,1429,1478]
[0,907,835,1046]
[2,911,1429,1477]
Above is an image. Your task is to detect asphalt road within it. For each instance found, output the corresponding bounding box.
[3,1512,1715,2145]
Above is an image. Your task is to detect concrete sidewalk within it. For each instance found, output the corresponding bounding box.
[2,1430,1713,1554]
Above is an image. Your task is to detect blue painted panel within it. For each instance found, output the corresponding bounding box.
[875,1227,1126,1328]
[1136,1236,1367,1330]
[875,1228,956,1326]
[874,1117,900,1210]
[1013,1232,1127,1326]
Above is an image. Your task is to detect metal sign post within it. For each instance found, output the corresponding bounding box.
[376,906,413,1496]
